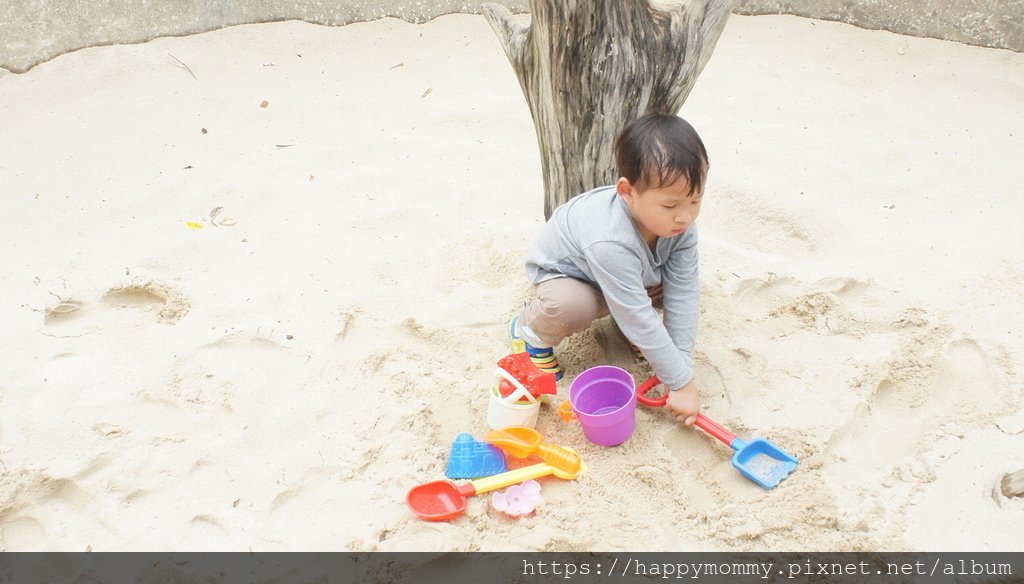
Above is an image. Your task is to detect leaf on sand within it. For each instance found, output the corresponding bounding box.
[209,207,237,227]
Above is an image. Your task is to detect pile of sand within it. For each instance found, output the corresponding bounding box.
[1,13,1022,551]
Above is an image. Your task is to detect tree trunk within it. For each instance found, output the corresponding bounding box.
[483,0,735,219]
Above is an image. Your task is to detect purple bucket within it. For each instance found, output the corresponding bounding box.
[568,366,637,446]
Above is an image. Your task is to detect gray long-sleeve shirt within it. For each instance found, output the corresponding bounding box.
[525,185,699,390]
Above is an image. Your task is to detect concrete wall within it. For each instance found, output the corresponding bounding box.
[2,0,1021,73]
[0,1,515,73]
[733,0,1023,52]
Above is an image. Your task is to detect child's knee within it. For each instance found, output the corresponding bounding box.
[537,294,599,335]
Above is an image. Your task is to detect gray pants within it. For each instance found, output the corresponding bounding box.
[518,277,663,348]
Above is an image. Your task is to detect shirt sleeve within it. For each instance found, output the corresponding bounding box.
[581,241,693,390]
[660,229,700,387]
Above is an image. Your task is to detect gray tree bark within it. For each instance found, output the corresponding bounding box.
[482,0,735,219]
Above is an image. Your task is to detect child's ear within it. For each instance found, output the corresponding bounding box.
[616,177,636,202]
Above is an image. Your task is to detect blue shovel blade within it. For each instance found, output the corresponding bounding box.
[731,437,799,489]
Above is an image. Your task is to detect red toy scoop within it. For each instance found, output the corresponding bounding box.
[406,480,476,521]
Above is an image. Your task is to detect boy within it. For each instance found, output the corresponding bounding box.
[509,112,707,426]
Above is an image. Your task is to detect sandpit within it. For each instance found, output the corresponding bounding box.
[1,13,1022,551]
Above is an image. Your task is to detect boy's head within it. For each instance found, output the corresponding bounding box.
[614,113,709,243]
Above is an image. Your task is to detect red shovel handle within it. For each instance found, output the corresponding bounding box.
[635,375,739,446]
[636,375,667,406]
[693,414,738,446]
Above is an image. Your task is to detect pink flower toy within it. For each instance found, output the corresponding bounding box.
[491,480,543,517]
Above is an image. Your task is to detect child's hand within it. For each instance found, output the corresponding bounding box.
[665,380,700,426]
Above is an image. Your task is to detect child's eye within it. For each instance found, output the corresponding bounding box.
[662,205,677,210]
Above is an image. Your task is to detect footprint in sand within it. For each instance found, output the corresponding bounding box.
[825,333,1005,475]
[709,274,938,407]
[143,332,294,410]
[42,299,87,326]
[350,316,480,394]
[101,282,189,323]
[696,272,966,473]
[0,470,112,550]
[0,516,49,550]
[41,279,190,334]
[729,274,808,321]
[189,514,229,535]
[729,275,911,335]
[34,351,88,387]
[92,422,130,439]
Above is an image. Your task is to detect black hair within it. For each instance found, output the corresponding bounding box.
[614,113,709,196]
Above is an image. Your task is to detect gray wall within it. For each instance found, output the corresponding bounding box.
[733,0,1023,51]
[2,0,1022,73]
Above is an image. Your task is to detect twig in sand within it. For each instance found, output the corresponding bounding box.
[48,290,72,303]
[168,54,198,81]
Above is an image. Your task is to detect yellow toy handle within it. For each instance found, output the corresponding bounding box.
[536,443,582,474]
[469,447,585,495]
[469,462,561,495]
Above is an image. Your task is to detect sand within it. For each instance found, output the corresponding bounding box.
[1,13,1022,552]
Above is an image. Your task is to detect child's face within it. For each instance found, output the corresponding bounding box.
[617,173,704,244]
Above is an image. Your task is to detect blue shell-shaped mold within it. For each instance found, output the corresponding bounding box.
[445,433,507,479]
